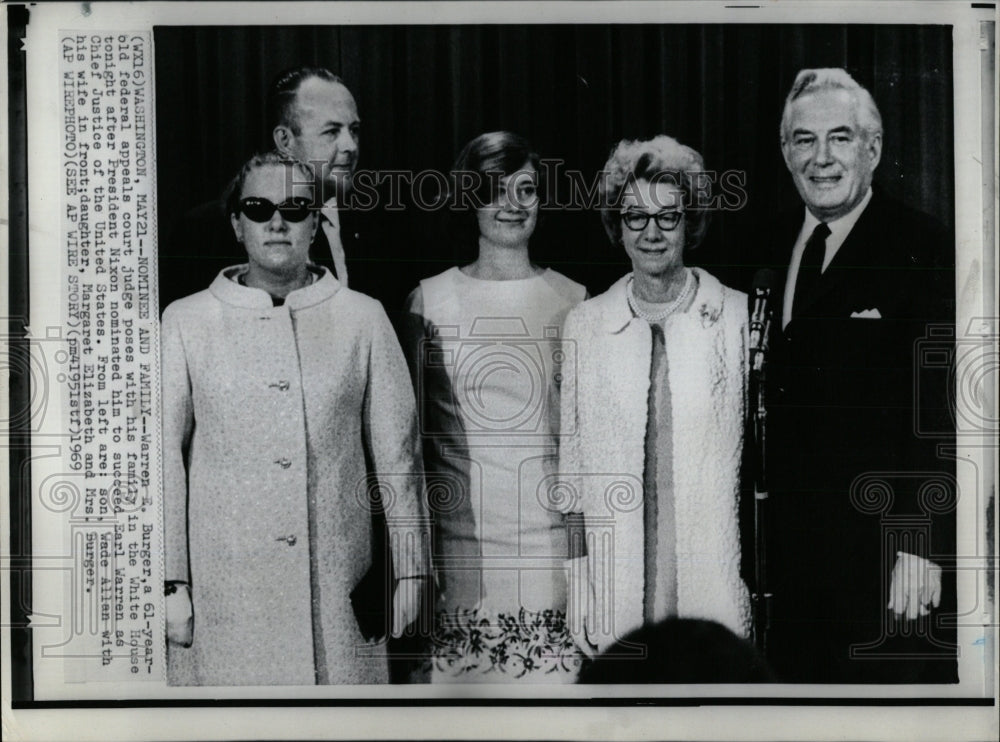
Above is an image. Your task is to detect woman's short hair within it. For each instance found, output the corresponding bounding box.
[447,131,542,252]
[779,68,883,144]
[224,151,312,218]
[599,135,710,251]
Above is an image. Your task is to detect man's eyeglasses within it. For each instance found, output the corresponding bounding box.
[621,210,684,232]
[239,197,313,223]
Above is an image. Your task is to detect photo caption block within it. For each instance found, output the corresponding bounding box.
[56,29,162,682]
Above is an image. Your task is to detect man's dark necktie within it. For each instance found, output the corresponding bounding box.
[792,222,830,319]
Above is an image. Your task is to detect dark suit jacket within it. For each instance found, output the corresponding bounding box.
[758,188,955,620]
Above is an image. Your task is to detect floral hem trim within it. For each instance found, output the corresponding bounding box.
[431,606,582,679]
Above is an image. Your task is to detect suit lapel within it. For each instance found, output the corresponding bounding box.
[787,192,885,321]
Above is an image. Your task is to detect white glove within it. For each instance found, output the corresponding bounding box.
[391,576,422,638]
[565,556,597,657]
[887,552,942,619]
[165,583,193,647]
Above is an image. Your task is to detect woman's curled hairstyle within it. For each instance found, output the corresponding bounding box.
[599,135,710,251]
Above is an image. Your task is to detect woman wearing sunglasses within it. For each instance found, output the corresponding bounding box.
[402,132,587,682]
[160,151,427,686]
[560,136,752,661]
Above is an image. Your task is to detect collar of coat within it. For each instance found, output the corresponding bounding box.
[209,264,343,310]
[593,267,727,334]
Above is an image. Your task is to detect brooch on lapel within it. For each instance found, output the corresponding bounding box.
[698,302,721,327]
[850,308,882,319]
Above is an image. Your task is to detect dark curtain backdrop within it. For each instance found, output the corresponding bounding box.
[154,24,953,306]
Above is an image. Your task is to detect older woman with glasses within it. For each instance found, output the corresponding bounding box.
[559,136,751,659]
[161,151,427,686]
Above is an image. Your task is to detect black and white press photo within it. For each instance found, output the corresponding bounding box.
[152,19,961,689]
[3,2,997,741]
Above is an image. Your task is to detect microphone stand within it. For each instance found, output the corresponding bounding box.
[749,298,773,655]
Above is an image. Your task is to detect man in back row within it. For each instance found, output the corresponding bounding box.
[161,66,401,312]
[761,68,956,683]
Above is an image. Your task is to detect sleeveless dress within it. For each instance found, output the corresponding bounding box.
[404,266,587,682]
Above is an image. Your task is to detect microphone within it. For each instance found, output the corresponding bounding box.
[749,269,775,374]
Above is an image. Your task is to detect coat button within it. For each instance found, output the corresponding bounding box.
[275,535,297,546]
[268,380,290,391]
[274,458,292,469]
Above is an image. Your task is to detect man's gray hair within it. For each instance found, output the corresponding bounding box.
[779,68,882,143]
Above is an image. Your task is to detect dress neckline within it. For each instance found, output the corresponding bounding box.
[453,265,550,284]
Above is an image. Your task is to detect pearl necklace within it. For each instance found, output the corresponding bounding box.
[626,269,695,322]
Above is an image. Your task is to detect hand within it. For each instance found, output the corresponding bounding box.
[165,583,193,646]
[565,557,597,658]
[888,552,942,620]
[391,577,422,638]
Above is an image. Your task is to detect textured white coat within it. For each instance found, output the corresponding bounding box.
[162,266,426,685]
[559,269,751,652]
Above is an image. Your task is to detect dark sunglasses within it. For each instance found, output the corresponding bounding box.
[239,197,313,223]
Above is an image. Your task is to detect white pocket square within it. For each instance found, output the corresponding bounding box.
[851,308,882,319]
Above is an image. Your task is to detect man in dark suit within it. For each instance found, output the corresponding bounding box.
[160,67,403,314]
[268,67,360,290]
[761,68,956,683]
